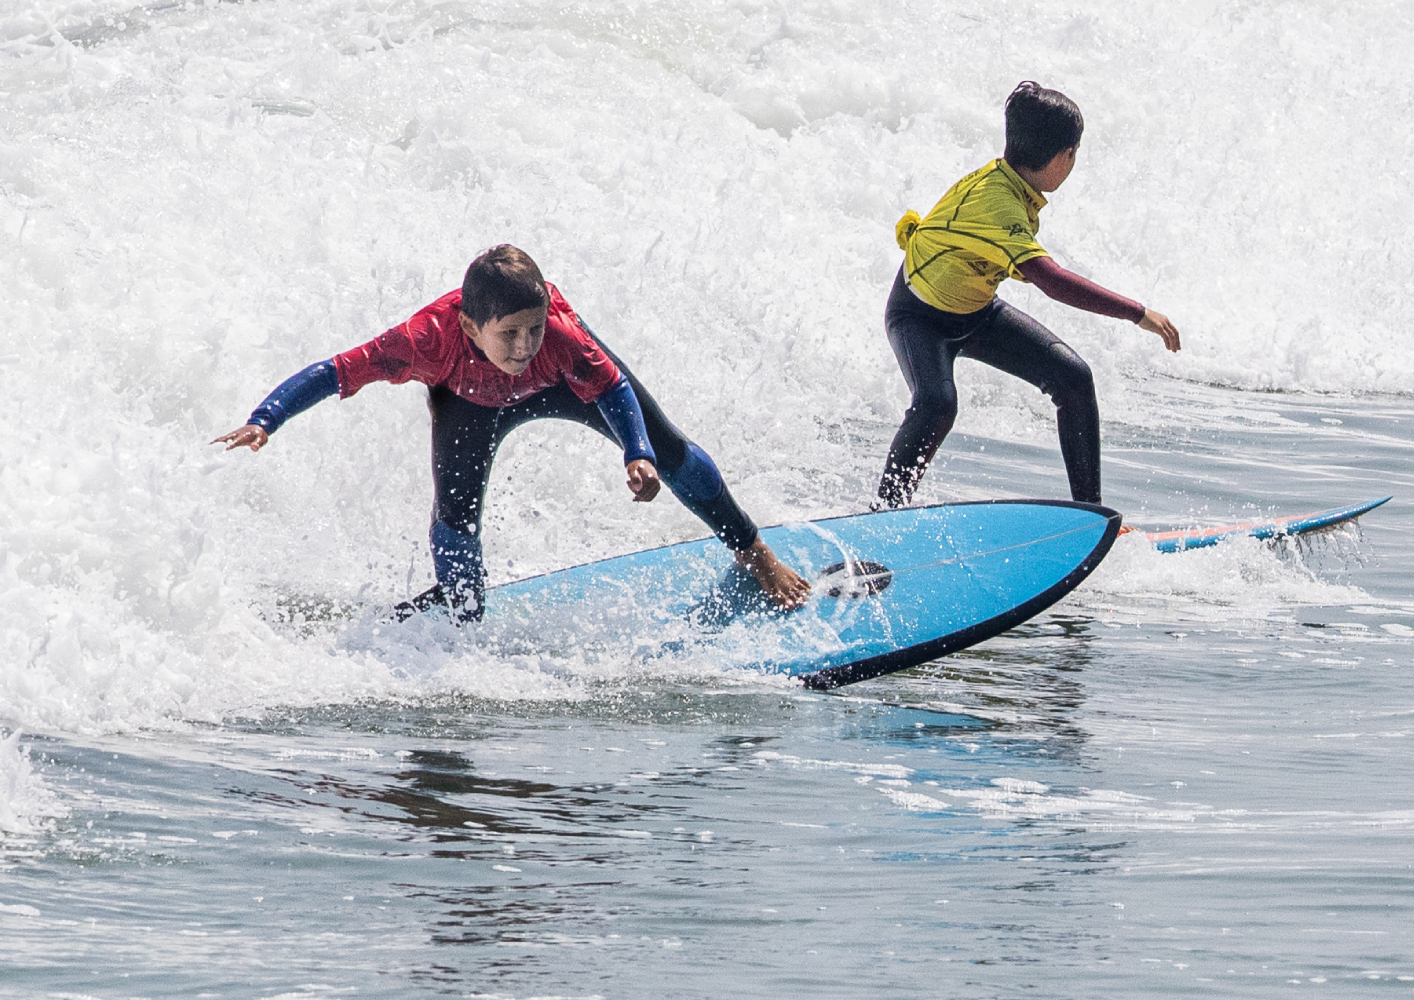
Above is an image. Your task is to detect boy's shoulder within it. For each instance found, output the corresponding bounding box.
[535,282,619,397]
[940,158,1044,220]
[992,159,1045,215]
[961,159,1033,197]
[542,282,594,347]
[403,288,464,338]
[544,281,578,327]
[958,158,1008,187]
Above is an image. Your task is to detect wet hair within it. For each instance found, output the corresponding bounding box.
[1003,81,1084,171]
[460,244,548,327]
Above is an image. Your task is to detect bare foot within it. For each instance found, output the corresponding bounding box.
[735,537,810,610]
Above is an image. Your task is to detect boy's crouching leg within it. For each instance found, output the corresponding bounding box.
[431,518,486,624]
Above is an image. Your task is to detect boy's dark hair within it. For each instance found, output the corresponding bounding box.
[1003,81,1084,171]
[460,244,548,326]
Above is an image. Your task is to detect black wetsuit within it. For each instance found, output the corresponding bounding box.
[878,267,1101,507]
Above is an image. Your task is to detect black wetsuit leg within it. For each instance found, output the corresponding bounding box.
[878,269,982,507]
[426,383,616,615]
[955,300,1101,504]
[877,267,1102,506]
[430,383,613,539]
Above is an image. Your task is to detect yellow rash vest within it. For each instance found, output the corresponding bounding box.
[895,158,1050,315]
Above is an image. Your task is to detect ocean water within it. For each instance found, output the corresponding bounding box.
[3,1,1413,996]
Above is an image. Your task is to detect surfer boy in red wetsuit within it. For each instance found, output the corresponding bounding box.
[214,244,809,620]
[881,81,1182,508]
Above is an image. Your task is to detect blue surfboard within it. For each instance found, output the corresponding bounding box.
[424,500,1120,689]
[1143,496,1390,553]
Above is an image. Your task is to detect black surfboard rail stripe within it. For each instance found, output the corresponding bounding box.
[798,499,1123,690]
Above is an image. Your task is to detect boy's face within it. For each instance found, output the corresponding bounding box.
[460,306,548,376]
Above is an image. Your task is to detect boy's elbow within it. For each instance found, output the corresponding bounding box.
[597,375,632,404]
[1018,259,1070,300]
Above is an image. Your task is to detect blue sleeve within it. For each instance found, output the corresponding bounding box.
[595,376,656,466]
[247,360,340,434]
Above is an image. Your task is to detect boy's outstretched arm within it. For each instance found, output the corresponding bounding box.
[595,376,661,502]
[1017,257,1181,352]
[211,359,341,452]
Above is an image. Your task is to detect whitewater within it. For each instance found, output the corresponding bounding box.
[3,1,1413,996]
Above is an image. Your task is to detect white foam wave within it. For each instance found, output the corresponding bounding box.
[0,729,66,836]
[1075,530,1371,625]
[3,0,1405,732]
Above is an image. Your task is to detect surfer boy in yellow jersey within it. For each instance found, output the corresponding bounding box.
[880,81,1181,508]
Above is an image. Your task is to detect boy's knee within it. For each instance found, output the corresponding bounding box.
[907,391,958,432]
[1069,364,1096,401]
[663,442,724,503]
[1047,345,1095,402]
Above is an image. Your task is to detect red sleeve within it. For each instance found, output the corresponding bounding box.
[1017,257,1145,323]
[332,295,458,398]
[544,284,621,403]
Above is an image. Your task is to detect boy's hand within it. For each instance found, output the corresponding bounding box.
[626,459,660,502]
[1139,308,1182,352]
[212,424,270,452]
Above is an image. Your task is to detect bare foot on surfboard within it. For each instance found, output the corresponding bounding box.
[735,538,811,610]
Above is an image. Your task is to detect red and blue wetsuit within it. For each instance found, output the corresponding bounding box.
[247,283,757,618]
